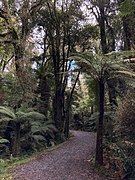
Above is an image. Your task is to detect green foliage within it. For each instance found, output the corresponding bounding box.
[0,106,16,119]
[0,74,23,107]
[76,24,99,51]
[0,106,57,156]
[70,50,135,81]
[85,77,98,108]
[20,111,46,122]
[31,120,57,136]
[0,106,46,123]
[115,91,135,141]
[113,91,135,179]
[0,137,9,144]
[0,154,31,179]
[120,0,135,16]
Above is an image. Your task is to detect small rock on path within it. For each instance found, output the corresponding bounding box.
[11,131,105,180]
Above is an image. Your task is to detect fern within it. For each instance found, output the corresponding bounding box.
[31,121,57,135]
[0,106,57,153]
[0,137,9,144]
[0,106,16,119]
[0,117,12,123]
[32,135,46,142]
[69,50,135,80]
[44,124,58,132]
[21,112,45,122]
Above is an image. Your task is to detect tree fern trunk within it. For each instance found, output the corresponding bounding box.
[95,78,104,165]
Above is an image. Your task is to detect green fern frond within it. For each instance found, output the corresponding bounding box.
[70,50,135,81]
[30,121,41,126]
[15,111,26,118]
[31,126,40,135]
[0,137,10,144]
[106,50,135,58]
[31,121,57,135]
[115,71,135,78]
[44,124,58,132]
[0,117,12,123]
[0,106,15,119]
[32,135,46,142]
[20,112,45,122]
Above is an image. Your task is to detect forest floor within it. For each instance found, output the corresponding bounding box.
[10,131,106,180]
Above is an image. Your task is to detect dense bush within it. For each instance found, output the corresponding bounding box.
[115,91,135,140]
[114,91,135,179]
[0,106,57,157]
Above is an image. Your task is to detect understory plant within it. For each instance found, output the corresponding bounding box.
[111,90,135,179]
[104,90,135,180]
[0,106,57,157]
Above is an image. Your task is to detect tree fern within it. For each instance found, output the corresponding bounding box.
[69,50,135,165]
[0,106,16,119]
[70,50,135,80]
[20,112,46,122]
[32,135,46,142]
[0,106,56,155]
[31,121,57,135]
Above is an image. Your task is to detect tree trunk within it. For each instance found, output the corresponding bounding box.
[122,17,131,50]
[95,78,105,165]
[39,76,50,116]
[53,86,63,133]
[107,77,118,109]
[64,109,70,139]
[99,4,108,54]
[12,122,20,157]
[64,71,80,138]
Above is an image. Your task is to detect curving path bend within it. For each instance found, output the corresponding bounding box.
[11,131,105,180]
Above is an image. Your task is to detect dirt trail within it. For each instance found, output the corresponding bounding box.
[11,131,105,180]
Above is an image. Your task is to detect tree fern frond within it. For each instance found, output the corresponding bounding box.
[44,124,58,132]
[32,135,46,142]
[21,112,46,122]
[115,71,135,78]
[106,50,135,59]
[69,54,99,79]
[16,111,26,118]
[0,137,10,144]
[31,121,57,135]
[31,126,40,134]
[71,50,135,82]
[30,121,41,126]
[0,117,12,123]
[0,106,15,119]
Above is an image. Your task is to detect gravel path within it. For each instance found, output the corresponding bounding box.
[11,131,104,180]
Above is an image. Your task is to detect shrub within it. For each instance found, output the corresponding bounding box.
[115,91,135,141]
[114,90,135,179]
